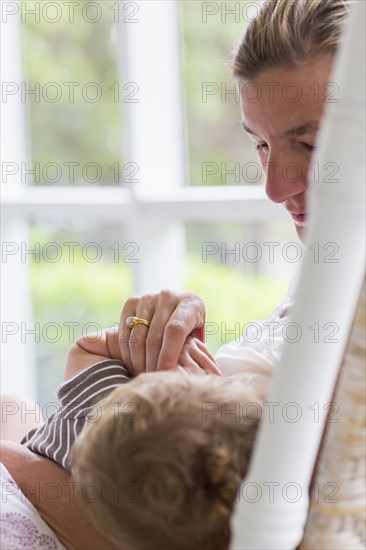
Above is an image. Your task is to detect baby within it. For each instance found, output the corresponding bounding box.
[21,328,262,550]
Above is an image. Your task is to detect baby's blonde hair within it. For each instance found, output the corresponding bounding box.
[70,372,261,550]
[232,0,351,80]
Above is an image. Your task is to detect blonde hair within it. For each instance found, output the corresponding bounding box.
[232,0,351,80]
[70,372,261,550]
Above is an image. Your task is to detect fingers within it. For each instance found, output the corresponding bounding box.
[196,352,223,376]
[175,337,222,376]
[119,297,137,375]
[104,328,122,361]
[131,294,155,374]
[145,291,176,372]
[156,293,206,371]
[119,295,155,376]
[119,290,207,377]
[195,339,219,366]
[190,323,206,343]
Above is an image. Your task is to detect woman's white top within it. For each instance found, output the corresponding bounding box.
[216,273,298,396]
[0,462,66,549]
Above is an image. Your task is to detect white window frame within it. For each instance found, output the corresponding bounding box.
[0,1,285,398]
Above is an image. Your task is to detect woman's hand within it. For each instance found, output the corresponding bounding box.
[176,336,223,376]
[118,290,207,376]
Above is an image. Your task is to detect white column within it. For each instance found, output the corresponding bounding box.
[119,0,185,294]
[231,0,366,548]
[0,3,37,398]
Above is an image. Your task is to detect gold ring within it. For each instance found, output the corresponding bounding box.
[125,316,150,330]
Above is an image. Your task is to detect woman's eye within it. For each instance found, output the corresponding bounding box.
[255,143,268,152]
[300,142,316,152]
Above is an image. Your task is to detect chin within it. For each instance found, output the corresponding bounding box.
[295,224,305,242]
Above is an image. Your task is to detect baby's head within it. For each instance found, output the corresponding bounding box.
[70,372,261,550]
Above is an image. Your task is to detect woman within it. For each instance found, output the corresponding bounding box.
[0,1,351,548]
[117,0,350,379]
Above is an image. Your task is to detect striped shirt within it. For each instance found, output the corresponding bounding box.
[21,360,130,472]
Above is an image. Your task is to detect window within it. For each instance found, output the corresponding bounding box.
[29,220,133,405]
[181,1,260,186]
[22,1,122,186]
[1,1,291,404]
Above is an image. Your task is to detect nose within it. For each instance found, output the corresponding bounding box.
[263,151,307,204]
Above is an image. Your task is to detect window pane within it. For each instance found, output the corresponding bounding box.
[21,1,122,186]
[185,221,296,353]
[181,1,259,186]
[29,221,133,406]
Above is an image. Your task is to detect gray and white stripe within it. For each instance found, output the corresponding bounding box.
[21,360,130,472]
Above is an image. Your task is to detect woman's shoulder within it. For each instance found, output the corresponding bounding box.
[0,447,67,549]
[0,441,118,550]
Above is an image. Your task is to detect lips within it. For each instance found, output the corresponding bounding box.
[290,212,307,225]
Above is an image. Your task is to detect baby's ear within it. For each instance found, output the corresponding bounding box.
[204,446,231,487]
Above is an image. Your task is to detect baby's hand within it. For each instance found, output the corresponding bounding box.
[176,336,223,376]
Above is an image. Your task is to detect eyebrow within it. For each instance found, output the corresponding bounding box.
[241,120,319,138]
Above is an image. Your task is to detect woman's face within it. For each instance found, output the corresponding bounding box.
[239,55,335,239]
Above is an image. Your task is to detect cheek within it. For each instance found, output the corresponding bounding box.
[287,160,307,182]
[301,154,315,184]
[281,143,313,183]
